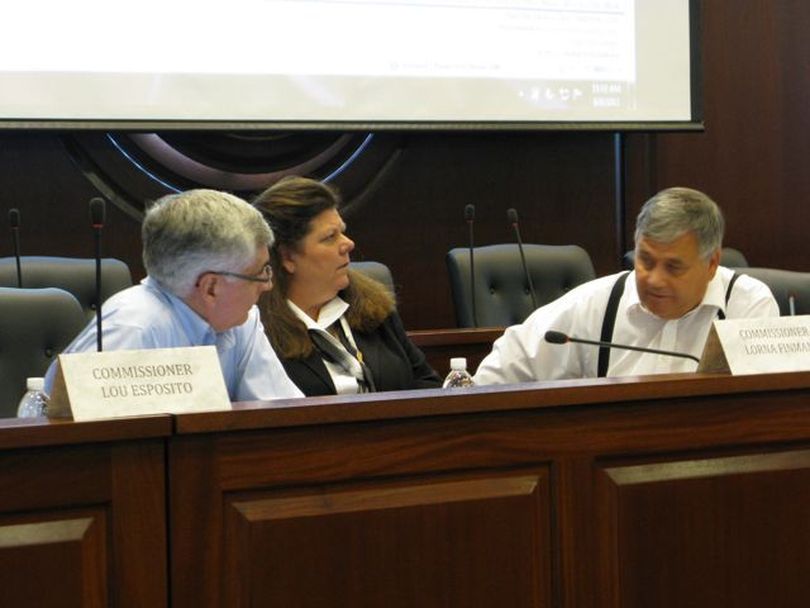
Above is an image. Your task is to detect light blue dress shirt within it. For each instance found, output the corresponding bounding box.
[44,277,303,402]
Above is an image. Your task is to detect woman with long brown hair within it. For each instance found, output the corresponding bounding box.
[253,176,440,396]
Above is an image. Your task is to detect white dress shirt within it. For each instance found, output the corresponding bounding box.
[288,296,363,395]
[473,267,779,384]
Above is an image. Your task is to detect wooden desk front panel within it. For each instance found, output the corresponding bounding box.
[170,373,810,608]
[596,448,810,608]
[0,424,169,608]
[170,421,556,608]
[224,471,551,607]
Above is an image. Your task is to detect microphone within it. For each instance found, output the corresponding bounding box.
[544,330,700,363]
[464,204,478,327]
[89,197,106,352]
[507,208,537,310]
[8,208,22,287]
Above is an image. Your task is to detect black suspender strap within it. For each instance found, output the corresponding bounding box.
[595,270,739,375]
[598,271,630,378]
[718,271,741,320]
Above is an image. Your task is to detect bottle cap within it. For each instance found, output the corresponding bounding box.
[26,377,45,391]
[449,357,467,371]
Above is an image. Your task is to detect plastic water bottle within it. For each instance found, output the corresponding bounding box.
[17,377,48,418]
[442,357,475,388]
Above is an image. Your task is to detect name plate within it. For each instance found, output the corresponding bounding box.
[48,346,231,421]
[698,315,810,375]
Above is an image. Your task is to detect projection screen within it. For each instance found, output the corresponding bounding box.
[0,0,701,130]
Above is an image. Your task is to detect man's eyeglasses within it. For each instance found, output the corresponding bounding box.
[204,263,273,284]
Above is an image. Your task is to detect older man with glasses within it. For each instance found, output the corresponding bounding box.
[45,189,303,401]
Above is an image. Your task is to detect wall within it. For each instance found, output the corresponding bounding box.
[0,2,806,330]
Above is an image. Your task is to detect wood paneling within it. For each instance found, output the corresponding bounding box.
[0,130,618,330]
[597,450,810,608]
[223,473,551,607]
[0,513,106,608]
[625,2,810,273]
[342,131,618,328]
[169,371,810,608]
[0,416,171,608]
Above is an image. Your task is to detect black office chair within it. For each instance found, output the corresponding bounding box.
[349,261,395,296]
[719,248,750,268]
[447,244,596,328]
[732,267,810,316]
[623,247,749,270]
[0,256,132,321]
[0,287,86,417]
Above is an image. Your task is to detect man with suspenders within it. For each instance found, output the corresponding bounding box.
[473,187,779,384]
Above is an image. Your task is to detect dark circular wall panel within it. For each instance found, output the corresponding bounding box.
[63,131,403,220]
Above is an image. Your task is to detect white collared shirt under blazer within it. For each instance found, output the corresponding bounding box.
[288,296,365,394]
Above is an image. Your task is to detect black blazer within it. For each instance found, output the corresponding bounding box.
[280,312,441,396]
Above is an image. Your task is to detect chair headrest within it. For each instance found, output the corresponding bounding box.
[446,244,595,327]
[0,256,132,321]
[349,261,395,295]
[734,267,810,316]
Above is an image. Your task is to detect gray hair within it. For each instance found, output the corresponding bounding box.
[142,189,274,297]
[634,187,724,260]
